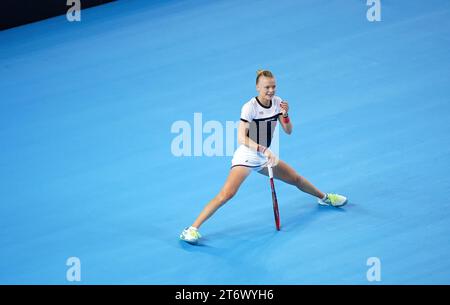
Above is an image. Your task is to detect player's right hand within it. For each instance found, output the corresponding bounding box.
[264,148,279,167]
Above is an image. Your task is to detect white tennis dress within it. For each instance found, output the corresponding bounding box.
[231,96,283,171]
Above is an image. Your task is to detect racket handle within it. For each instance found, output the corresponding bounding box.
[268,166,273,179]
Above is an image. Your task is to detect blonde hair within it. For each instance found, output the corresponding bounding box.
[256,69,274,84]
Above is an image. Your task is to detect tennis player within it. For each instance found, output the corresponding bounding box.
[180,70,347,244]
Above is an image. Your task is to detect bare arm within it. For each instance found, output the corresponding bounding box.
[278,114,292,134]
[237,120,278,165]
[278,100,292,134]
[237,120,259,150]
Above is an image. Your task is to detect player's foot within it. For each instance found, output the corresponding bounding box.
[180,226,202,244]
[318,193,348,207]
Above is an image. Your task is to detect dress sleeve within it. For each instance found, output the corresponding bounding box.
[240,102,254,122]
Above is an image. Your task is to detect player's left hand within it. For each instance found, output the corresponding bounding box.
[280,101,289,116]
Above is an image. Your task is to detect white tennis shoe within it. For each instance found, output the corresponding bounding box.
[180,226,202,244]
[318,193,348,207]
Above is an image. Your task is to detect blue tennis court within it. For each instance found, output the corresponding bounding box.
[1,0,449,284]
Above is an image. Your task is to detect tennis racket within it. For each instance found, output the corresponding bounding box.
[268,166,280,231]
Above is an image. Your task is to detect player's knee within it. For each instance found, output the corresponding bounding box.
[217,189,236,203]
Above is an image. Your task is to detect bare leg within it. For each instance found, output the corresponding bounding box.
[192,166,251,229]
[258,160,325,199]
